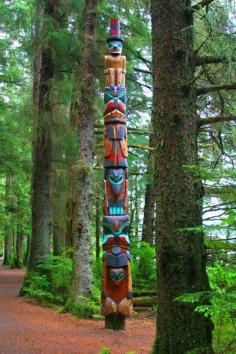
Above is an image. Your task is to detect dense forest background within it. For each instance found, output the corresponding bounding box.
[0,0,235,353]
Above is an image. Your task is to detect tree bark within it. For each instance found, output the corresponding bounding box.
[142,123,155,245]
[65,74,79,254]
[16,226,24,268]
[151,0,213,353]
[3,175,15,266]
[27,1,55,271]
[66,0,97,307]
[95,195,101,260]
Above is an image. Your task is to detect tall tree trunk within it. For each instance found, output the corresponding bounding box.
[27,1,55,271]
[65,164,77,253]
[51,103,67,256]
[3,175,14,266]
[66,0,97,308]
[142,183,155,244]
[65,74,79,254]
[134,176,139,239]
[142,129,155,245]
[51,4,68,257]
[95,195,101,260]
[151,0,213,353]
[16,226,24,268]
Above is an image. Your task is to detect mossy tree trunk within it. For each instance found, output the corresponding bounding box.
[151,0,213,353]
[27,0,55,271]
[66,0,97,310]
[65,74,80,254]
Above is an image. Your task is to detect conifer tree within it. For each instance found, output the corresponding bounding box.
[66,0,98,308]
[27,0,55,271]
[151,0,214,352]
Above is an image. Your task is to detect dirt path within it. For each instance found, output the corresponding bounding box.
[0,268,155,354]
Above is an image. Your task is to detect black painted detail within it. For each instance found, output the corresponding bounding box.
[106,253,128,267]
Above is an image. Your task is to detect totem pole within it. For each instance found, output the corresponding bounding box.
[101,18,133,330]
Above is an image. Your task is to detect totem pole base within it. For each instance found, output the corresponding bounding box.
[105,314,125,331]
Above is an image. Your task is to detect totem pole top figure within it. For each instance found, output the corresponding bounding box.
[105,18,126,87]
[107,18,123,55]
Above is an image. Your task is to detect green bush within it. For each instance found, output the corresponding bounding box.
[176,262,236,353]
[67,296,100,319]
[132,241,156,290]
[22,255,72,305]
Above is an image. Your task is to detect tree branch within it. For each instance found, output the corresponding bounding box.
[192,0,215,11]
[133,67,152,75]
[127,76,153,91]
[195,55,236,66]
[204,186,236,196]
[198,115,236,127]
[196,83,236,95]
[0,79,23,86]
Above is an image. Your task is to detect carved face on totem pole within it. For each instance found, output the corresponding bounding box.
[103,215,130,244]
[107,168,125,197]
[107,18,124,55]
[108,40,123,55]
[104,85,126,116]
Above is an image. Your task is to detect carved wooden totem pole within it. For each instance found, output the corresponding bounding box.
[101,18,133,330]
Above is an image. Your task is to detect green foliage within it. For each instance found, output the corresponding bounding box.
[176,262,236,353]
[67,296,100,319]
[65,257,102,319]
[99,347,110,354]
[132,242,156,290]
[22,256,72,305]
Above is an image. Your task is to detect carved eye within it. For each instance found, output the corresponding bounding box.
[117,175,124,183]
[109,272,115,281]
[109,175,123,184]
[109,175,116,184]
[118,272,125,280]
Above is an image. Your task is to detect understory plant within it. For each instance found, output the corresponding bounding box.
[176,261,236,353]
[22,255,72,305]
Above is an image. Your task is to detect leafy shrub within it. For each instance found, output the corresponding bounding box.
[22,255,72,305]
[176,262,236,353]
[132,241,156,290]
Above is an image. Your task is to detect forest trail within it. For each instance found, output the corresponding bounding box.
[0,268,155,354]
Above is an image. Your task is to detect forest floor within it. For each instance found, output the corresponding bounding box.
[0,267,155,354]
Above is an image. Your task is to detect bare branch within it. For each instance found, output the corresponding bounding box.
[127,76,153,91]
[129,144,154,151]
[133,67,152,75]
[197,83,236,95]
[198,115,236,127]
